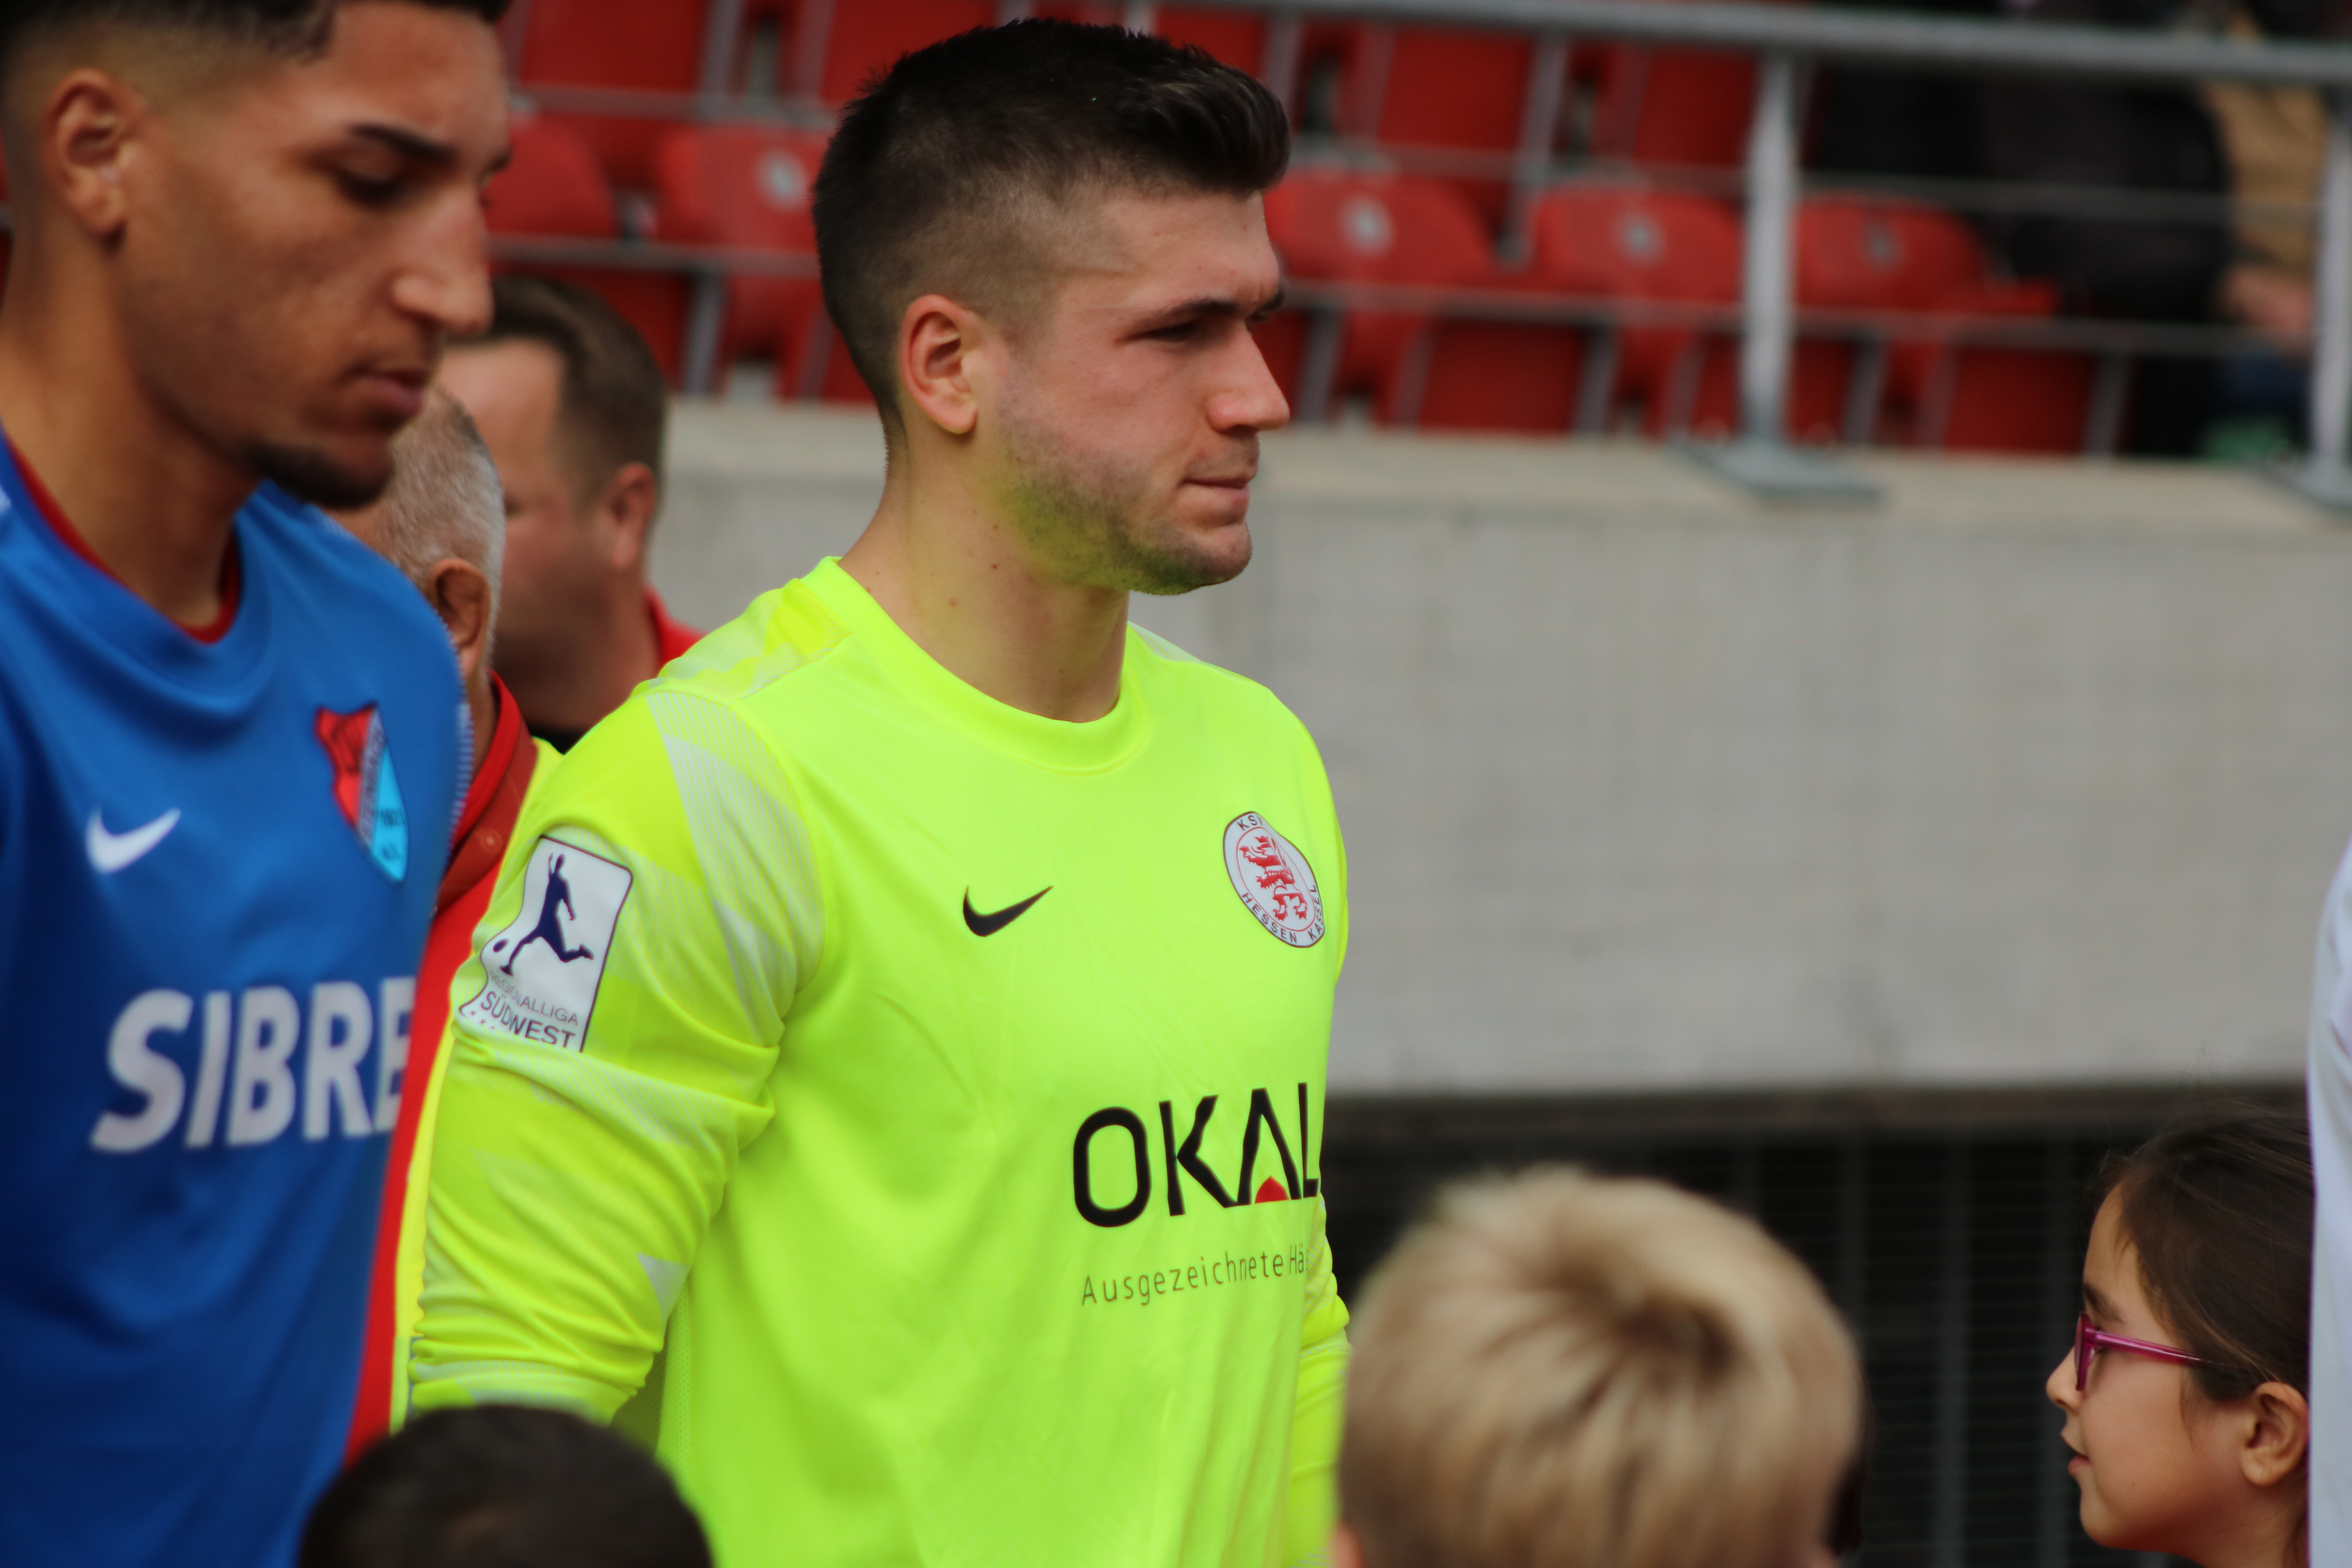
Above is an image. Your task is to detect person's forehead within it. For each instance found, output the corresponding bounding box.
[202,3,506,155]
[1060,188,1278,300]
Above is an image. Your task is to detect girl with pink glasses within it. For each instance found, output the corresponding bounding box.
[2047,1111,2313,1568]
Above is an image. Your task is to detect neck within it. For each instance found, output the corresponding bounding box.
[494,575,658,735]
[839,458,1128,724]
[0,248,252,624]
[468,671,499,770]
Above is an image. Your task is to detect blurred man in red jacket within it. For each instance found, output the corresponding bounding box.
[440,276,699,751]
[331,390,556,1443]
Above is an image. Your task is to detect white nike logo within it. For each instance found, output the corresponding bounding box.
[87,808,181,873]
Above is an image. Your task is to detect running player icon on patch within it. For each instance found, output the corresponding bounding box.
[459,838,633,1051]
[497,852,596,975]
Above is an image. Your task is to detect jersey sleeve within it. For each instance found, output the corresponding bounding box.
[408,689,820,1420]
[1284,1197,1351,1568]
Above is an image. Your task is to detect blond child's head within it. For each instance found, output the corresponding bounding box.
[1337,1168,1862,1568]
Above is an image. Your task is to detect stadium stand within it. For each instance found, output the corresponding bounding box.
[485,115,691,385]
[476,0,2323,470]
[1526,184,1745,437]
[1582,44,1759,171]
[1261,167,1502,425]
[503,0,716,187]
[650,125,826,376]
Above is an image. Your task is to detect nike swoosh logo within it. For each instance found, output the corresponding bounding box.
[87,807,181,873]
[964,886,1050,936]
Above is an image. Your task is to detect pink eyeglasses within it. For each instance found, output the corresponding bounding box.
[2073,1312,2229,1393]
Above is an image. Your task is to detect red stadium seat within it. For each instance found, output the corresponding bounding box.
[1262,167,1508,426]
[1583,45,1759,171]
[1787,197,1991,443]
[1282,24,1543,230]
[1375,28,1538,229]
[806,0,993,104]
[651,125,828,378]
[1155,6,1269,72]
[1527,185,1745,437]
[486,116,690,385]
[1886,280,2096,453]
[508,0,713,188]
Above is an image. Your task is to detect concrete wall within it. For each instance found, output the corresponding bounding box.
[653,403,2352,1094]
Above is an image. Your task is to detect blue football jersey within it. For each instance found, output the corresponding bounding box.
[0,441,462,1567]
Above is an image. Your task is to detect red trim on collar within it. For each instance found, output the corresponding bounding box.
[9,439,240,642]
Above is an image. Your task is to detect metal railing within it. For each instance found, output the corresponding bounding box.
[503,0,2352,504]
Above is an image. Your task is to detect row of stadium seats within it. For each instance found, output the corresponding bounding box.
[507,2,1773,200]
[485,113,2101,452]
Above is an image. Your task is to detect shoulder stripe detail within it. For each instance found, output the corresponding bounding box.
[648,691,823,1023]
[650,582,851,701]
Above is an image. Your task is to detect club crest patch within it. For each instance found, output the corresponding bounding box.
[315,703,408,882]
[459,837,633,1052]
[1223,812,1324,947]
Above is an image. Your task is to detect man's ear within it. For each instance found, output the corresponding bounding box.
[594,461,658,577]
[897,293,987,439]
[1329,1523,1367,1568]
[2240,1379,2310,1488]
[426,557,494,684]
[44,68,143,241]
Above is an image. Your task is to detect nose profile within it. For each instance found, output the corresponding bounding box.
[394,194,494,341]
[1216,324,1292,434]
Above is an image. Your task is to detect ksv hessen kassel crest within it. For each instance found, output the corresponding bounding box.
[1223,812,1324,947]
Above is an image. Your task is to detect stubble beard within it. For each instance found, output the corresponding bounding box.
[243,438,397,512]
[997,399,1251,596]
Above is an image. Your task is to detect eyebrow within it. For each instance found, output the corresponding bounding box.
[343,123,462,168]
[1142,287,1287,328]
[2081,1281,2115,1320]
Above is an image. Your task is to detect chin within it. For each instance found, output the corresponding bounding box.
[244,437,397,510]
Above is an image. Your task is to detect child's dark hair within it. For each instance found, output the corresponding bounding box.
[300,1406,711,1568]
[2092,1107,2313,1401]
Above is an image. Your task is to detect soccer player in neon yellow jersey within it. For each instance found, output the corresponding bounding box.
[411,20,1347,1567]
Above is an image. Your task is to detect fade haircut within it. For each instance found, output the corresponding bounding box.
[813,19,1289,430]
[356,387,505,611]
[0,0,510,77]
[301,1405,711,1568]
[1341,1169,1862,1568]
[468,273,669,509]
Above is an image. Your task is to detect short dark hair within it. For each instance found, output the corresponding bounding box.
[0,0,509,73]
[2093,1107,2314,1400]
[301,1406,711,1568]
[813,19,1289,423]
[472,273,669,501]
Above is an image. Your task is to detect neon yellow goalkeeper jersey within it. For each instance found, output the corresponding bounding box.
[411,558,1350,1568]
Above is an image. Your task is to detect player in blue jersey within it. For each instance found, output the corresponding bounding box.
[0,3,510,1565]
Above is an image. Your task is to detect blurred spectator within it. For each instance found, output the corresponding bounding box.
[301,1406,711,1568]
[1334,1169,1861,1568]
[2203,0,2352,452]
[440,276,699,753]
[1810,0,1999,187]
[328,391,558,1447]
[1980,0,2231,455]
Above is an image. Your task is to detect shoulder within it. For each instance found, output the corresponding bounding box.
[1127,621,1319,749]
[641,576,854,712]
[240,485,454,658]
[526,581,846,837]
